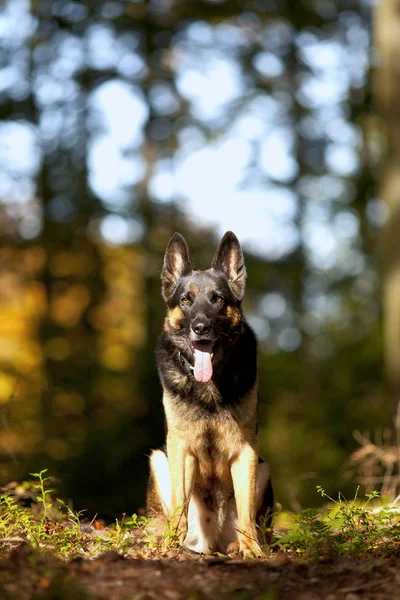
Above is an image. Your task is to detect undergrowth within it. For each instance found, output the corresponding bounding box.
[0,469,150,559]
[273,485,400,559]
[1,470,400,561]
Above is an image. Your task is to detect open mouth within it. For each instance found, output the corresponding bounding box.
[191,340,214,383]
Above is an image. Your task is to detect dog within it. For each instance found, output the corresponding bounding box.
[146,231,273,557]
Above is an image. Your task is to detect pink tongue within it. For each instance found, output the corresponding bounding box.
[193,345,213,383]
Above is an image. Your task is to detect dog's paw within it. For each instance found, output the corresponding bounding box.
[239,540,266,559]
[185,541,213,554]
[226,541,240,555]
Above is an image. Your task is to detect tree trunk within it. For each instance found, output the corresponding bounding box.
[375,0,400,399]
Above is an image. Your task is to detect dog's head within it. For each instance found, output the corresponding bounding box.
[161,231,246,383]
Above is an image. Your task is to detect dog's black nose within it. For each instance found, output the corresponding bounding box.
[192,319,211,336]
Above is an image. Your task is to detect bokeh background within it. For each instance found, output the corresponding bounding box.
[0,0,399,518]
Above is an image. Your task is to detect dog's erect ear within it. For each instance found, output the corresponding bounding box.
[161,233,193,301]
[211,231,246,300]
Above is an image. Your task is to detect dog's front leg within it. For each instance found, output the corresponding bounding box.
[166,434,196,546]
[231,444,266,558]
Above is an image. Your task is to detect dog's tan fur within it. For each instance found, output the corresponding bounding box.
[146,232,273,557]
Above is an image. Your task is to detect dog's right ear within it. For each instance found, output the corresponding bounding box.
[161,233,193,301]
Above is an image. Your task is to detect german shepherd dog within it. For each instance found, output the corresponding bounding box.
[146,231,273,557]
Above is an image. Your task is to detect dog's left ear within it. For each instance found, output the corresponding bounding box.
[211,231,246,300]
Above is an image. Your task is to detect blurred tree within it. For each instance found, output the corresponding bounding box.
[0,0,389,514]
[375,0,400,406]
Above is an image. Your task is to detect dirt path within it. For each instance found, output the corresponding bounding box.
[1,546,399,600]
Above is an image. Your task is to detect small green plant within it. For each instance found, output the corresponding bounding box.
[317,486,378,534]
[257,505,276,550]
[52,498,86,558]
[0,470,86,557]
[0,493,36,542]
[112,512,149,552]
[30,469,53,545]
[274,507,331,557]
[160,506,188,551]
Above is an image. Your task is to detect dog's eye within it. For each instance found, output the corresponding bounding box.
[214,295,224,304]
[180,296,190,306]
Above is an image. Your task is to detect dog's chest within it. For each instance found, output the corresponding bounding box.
[189,415,244,484]
[164,387,254,483]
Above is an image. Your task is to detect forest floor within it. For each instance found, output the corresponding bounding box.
[1,474,400,599]
[1,542,400,600]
